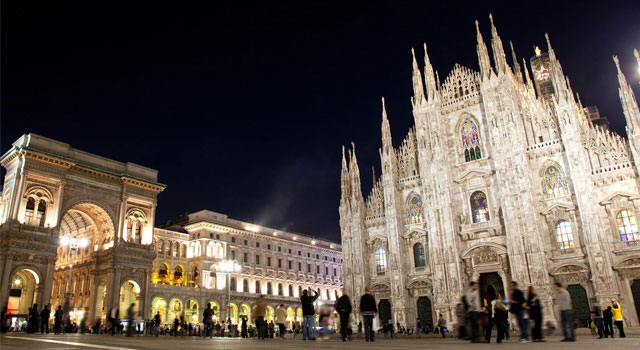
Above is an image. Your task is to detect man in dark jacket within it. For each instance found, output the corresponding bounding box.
[40,304,51,334]
[300,288,319,340]
[359,288,377,342]
[203,303,214,338]
[336,291,353,342]
[603,306,614,338]
[54,305,63,334]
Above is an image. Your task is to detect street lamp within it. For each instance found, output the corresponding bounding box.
[59,234,88,324]
[214,260,241,323]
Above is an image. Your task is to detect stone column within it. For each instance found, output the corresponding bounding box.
[0,252,14,308]
[41,256,55,307]
[142,269,151,319]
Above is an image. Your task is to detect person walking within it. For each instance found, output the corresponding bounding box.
[40,304,50,334]
[126,303,136,336]
[415,318,422,338]
[300,288,319,341]
[254,295,267,340]
[359,287,377,342]
[28,304,39,334]
[482,285,496,343]
[527,286,544,342]
[455,302,467,339]
[203,303,214,338]
[437,314,447,338]
[108,304,119,336]
[241,317,248,338]
[276,304,287,339]
[491,292,508,343]
[509,281,529,343]
[590,300,604,339]
[336,291,352,342]
[611,300,626,337]
[465,282,483,343]
[553,282,575,342]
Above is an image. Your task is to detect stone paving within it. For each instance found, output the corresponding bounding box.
[1,332,639,350]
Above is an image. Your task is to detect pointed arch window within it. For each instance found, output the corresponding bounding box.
[544,166,568,198]
[555,220,575,250]
[461,120,482,162]
[375,248,387,273]
[408,195,425,224]
[413,243,426,267]
[617,209,639,242]
[470,191,490,223]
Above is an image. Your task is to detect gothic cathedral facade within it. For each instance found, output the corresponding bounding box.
[339,16,640,328]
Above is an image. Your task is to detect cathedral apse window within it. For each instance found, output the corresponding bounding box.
[543,166,568,198]
[413,243,426,267]
[555,220,575,250]
[617,209,639,242]
[408,195,425,224]
[461,120,482,162]
[470,191,490,223]
[375,248,387,273]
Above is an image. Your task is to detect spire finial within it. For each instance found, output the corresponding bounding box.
[410,48,426,106]
[422,42,438,102]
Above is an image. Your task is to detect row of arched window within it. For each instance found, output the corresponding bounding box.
[224,277,338,300]
[24,197,47,227]
[553,209,638,251]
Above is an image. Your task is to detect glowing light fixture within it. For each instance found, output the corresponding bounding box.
[534,46,541,57]
[14,279,21,286]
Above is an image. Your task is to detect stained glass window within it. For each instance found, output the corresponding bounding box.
[376,248,387,273]
[617,209,639,242]
[544,166,568,198]
[461,120,482,162]
[470,191,490,223]
[555,220,575,250]
[413,243,426,267]
[409,196,425,224]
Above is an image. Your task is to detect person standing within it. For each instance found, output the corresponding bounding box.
[336,291,352,342]
[153,311,161,337]
[254,295,267,340]
[590,300,604,339]
[437,314,447,338]
[527,286,544,342]
[509,281,529,343]
[455,302,467,339]
[28,304,39,334]
[482,285,496,343]
[359,287,377,342]
[465,282,483,343]
[603,306,614,338]
[276,304,287,339]
[126,303,136,336]
[553,282,575,342]
[491,292,508,343]
[300,288,319,341]
[54,305,63,334]
[611,300,626,337]
[203,303,214,338]
[241,317,248,338]
[415,318,422,338]
[108,304,119,336]
[40,304,51,334]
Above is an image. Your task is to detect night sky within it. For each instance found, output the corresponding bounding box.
[2,1,640,242]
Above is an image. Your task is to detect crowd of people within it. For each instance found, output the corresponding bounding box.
[1,283,632,343]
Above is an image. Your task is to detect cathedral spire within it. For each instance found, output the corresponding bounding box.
[411,48,426,107]
[510,41,522,82]
[341,145,350,199]
[635,48,640,86]
[381,97,393,152]
[614,55,640,133]
[350,142,363,199]
[423,43,438,102]
[545,33,570,102]
[475,19,493,79]
[489,14,508,74]
[372,165,377,188]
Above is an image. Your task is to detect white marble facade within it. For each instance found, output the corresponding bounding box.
[339,16,640,329]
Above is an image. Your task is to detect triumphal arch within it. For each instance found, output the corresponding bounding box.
[0,134,164,322]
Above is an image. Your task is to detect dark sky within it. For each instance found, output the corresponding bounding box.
[2,1,640,242]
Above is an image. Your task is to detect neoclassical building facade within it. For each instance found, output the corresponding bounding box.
[339,16,640,329]
[147,210,342,326]
[0,134,342,327]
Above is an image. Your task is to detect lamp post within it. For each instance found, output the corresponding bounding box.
[214,260,241,323]
[59,234,88,324]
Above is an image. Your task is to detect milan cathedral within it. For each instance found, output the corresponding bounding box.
[339,15,640,329]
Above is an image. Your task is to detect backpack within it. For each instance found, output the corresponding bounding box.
[494,300,506,312]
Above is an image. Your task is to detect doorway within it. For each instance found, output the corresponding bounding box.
[631,279,640,324]
[479,272,504,300]
[567,284,590,327]
[378,299,391,325]
[416,296,433,328]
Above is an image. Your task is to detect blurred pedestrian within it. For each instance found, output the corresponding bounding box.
[359,287,377,342]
